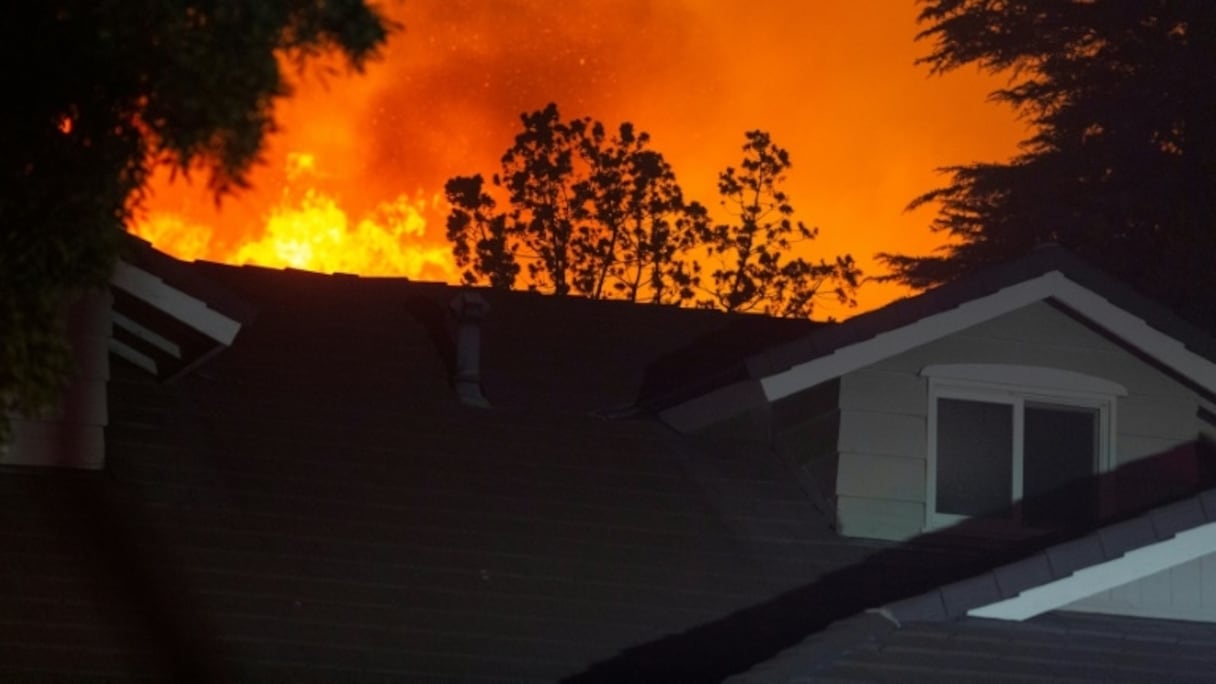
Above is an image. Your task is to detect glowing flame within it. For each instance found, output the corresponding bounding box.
[232,187,455,280]
[130,213,213,262]
[131,152,458,282]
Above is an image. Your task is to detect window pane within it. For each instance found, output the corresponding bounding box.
[937,398,1013,518]
[1024,402,1098,527]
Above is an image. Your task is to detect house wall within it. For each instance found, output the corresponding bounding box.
[1062,550,1216,623]
[2,290,112,469]
[833,301,1205,541]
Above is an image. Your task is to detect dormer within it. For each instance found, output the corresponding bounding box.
[659,247,1216,542]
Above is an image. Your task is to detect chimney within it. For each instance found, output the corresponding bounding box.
[449,292,491,408]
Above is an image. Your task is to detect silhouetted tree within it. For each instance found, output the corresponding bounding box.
[575,122,706,304]
[499,104,586,296]
[0,2,392,441]
[880,1,1216,325]
[701,131,860,318]
[444,175,519,289]
[446,103,704,304]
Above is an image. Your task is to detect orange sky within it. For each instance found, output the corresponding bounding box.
[133,0,1027,319]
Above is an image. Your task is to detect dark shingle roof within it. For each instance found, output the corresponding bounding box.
[0,261,911,681]
[750,612,1216,684]
[8,248,1215,681]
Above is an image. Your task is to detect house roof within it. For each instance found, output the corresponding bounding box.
[732,610,1216,684]
[1,257,987,681]
[730,485,1216,683]
[108,236,255,380]
[661,245,1216,431]
[7,246,1216,681]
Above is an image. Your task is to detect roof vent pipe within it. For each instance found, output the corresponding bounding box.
[449,292,491,408]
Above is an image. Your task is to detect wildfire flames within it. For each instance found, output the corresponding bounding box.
[129,0,1024,315]
[131,152,456,281]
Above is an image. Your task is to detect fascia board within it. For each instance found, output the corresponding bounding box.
[969,520,1216,621]
[1049,278,1216,395]
[108,338,158,375]
[761,273,1064,402]
[760,272,1216,402]
[111,261,241,345]
[112,311,182,358]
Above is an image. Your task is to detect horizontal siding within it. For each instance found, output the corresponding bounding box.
[1117,434,1192,464]
[838,370,926,417]
[1065,551,1216,623]
[837,410,924,460]
[1118,394,1196,440]
[836,496,923,542]
[836,452,925,503]
[831,300,1206,542]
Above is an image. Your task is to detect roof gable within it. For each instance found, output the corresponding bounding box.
[109,237,254,380]
[663,247,1216,431]
[763,270,1216,402]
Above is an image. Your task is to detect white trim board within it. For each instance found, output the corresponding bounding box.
[761,271,1216,402]
[969,520,1216,621]
[921,364,1129,397]
[111,261,241,345]
[112,311,182,359]
[109,338,158,375]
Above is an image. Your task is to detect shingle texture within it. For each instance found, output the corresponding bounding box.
[800,612,1216,684]
[733,481,1216,683]
[0,263,922,682]
[9,248,1215,682]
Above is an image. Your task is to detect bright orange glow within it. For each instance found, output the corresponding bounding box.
[231,188,453,280]
[134,1,1027,318]
[131,152,456,281]
[130,213,213,262]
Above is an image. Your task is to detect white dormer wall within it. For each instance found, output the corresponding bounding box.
[2,290,113,469]
[820,300,1205,541]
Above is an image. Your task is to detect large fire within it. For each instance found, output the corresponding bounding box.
[132,152,456,281]
[232,188,453,280]
[130,1,1026,317]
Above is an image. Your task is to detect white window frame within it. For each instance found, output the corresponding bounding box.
[922,364,1125,531]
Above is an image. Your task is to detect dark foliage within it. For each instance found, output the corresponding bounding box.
[701,131,860,318]
[0,1,390,440]
[447,107,859,317]
[880,1,1216,326]
[446,103,705,304]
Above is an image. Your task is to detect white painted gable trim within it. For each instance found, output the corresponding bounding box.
[968,520,1216,621]
[112,311,182,359]
[111,261,241,345]
[760,271,1216,401]
[921,364,1128,397]
[108,338,158,375]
